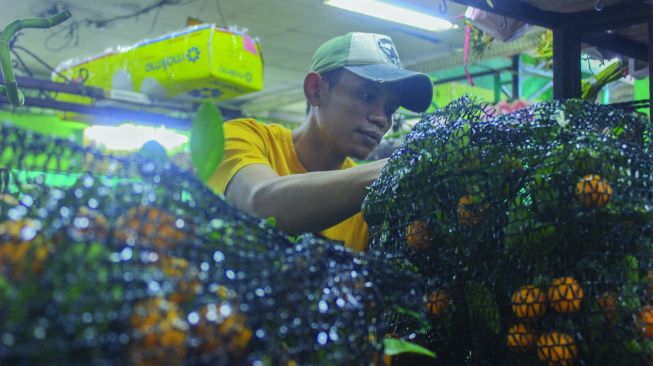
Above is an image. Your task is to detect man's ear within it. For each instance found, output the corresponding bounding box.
[303,72,323,107]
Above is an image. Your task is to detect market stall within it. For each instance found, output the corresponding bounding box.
[2,1,653,365]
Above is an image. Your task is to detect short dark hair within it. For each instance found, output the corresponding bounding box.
[321,68,344,86]
[306,68,345,114]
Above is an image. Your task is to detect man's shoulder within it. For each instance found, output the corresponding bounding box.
[225,119,292,144]
[226,118,290,134]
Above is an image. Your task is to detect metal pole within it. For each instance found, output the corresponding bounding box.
[553,28,582,99]
[648,16,653,121]
[511,55,521,101]
[494,73,501,103]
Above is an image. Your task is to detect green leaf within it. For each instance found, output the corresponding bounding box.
[265,216,277,227]
[392,305,431,328]
[384,338,436,358]
[620,255,639,284]
[191,101,225,183]
[582,61,627,101]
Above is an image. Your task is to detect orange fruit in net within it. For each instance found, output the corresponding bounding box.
[511,285,546,320]
[130,297,187,366]
[575,174,612,209]
[115,206,187,251]
[0,194,19,206]
[406,220,431,251]
[536,331,578,365]
[456,195,486,226]
[160,256,202,303]
[597,291,617,321]
[426,290,450,318]
[0,219,49,280]
[636,305,653,338]
[547,277,584,313]
[58,206,109,243]
[191,303,252,356]
[506,323,535,351]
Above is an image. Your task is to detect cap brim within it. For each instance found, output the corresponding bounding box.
[344,64,433,113]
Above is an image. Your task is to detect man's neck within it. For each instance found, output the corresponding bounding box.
[292,120,346,172]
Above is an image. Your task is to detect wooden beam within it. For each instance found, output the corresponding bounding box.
[449,0,649,30]
[564,5,648,33]
[447,0,560,28]
[583,32,648,62]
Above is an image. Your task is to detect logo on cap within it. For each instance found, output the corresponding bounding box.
[377,38,401,67]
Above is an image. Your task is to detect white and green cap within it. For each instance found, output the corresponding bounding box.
[309,32,433,113]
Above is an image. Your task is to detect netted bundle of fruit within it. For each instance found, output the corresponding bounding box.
[0,123,423,366]
[363,96,653,365]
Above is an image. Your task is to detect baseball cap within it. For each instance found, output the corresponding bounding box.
[309,32,433,113]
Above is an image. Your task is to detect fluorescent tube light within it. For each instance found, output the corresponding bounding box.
[324,0,453,32]
[84,124,188,152]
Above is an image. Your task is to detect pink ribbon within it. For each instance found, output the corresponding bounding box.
[464,24,475,87]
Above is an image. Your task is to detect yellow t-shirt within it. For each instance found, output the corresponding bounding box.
[207,118,370,252]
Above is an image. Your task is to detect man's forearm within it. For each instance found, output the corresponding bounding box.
[249,160,385,234]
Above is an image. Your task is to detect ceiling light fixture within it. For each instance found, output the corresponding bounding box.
[84,124,188,152]
[324,0,453,32]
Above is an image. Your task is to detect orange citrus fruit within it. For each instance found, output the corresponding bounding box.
[597,291,617,321]
[0,219,49,280]
[63,207,109,243]
[426,290,450,318]
[0,194,19,206]
[637,305,653,338]
[130,297,187,366]
[191,303,252,356]
[406,221,431,251]
[457,195,486,226]
[507,323,535,351]
[536,331,577,365]
[511,285,546,320]
[575,174,612,209]
[115,206,187,251]
[547,277,584,313]
[160,256,202,303]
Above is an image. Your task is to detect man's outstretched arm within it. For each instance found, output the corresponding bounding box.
[225,159,386,235]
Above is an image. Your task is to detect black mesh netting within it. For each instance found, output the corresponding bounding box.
[363,96,653,366]
[0,123,424,366]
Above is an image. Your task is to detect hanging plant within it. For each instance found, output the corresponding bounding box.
[465,20,496,59]
[534,30,553,68]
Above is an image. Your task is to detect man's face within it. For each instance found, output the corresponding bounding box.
[316,70,400,160]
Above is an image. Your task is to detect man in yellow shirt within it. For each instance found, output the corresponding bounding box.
[209,32,432,252]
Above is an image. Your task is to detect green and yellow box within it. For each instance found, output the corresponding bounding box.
[53,24,263,103]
